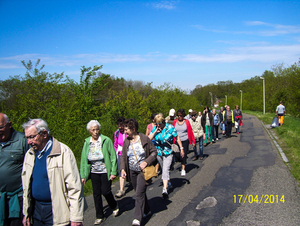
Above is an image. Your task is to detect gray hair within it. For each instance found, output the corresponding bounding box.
[22,118,50,134]
[220,107,224,110]
[2,114,9,124]
[87,120,101,131]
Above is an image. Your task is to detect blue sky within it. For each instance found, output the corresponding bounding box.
[1,0,300,90]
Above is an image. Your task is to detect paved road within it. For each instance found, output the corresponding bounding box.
[83,114,300,226]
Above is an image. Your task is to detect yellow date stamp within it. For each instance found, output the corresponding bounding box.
[233,194,285,204]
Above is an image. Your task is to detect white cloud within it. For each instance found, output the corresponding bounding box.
[1,44,299,70]
[147,1,179,10]
[193,21,300,37]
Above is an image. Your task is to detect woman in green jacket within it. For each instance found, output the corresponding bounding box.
[80,120,119,225]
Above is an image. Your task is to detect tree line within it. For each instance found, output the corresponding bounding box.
[1,59,299,161]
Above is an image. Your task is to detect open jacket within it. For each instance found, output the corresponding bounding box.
[22,137,84,226]
[80,134,118,181]
[189,116,205,139]
[120,133,157,182]
[173,119,195,145]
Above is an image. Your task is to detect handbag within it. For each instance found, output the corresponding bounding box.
[131,142,157,181]
[160,132,180,153]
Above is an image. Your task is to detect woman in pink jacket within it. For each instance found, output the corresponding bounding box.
[173,109,195,176]
[114,117,127,198]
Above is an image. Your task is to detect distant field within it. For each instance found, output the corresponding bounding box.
[244,110,300,185]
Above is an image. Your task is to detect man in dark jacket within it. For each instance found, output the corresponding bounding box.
[0,113,30,226]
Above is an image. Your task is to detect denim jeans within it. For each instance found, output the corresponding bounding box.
[193,137,204,157]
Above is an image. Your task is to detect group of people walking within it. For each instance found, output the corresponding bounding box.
[0,105,243,226]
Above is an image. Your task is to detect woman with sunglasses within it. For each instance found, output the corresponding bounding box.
[148,113,183,199]
[172,109,195,176]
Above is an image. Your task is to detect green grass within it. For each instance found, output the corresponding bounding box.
[244,110,300,185]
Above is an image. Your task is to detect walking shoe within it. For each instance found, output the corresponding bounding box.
[113,205,119,217]
[94,218,106,225]
[162,187,168,199]
[115,190,125,198]
[216,138,219,140]
[132,219,140,225]
[143,211,152,218]
[199,157,204,160]
[181,170,186,176]
[192,156,198,161]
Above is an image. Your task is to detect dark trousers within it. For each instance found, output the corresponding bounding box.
[175,140,189,165]
[225,121,233,137]
[130,170,150,222]
[214,125,219,139]
[3,196,23,226]
[91,173,117,219]
[32,200,53,226]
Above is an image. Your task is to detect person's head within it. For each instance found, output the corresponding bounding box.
[177,109,186,121]
[169,109,175,117]
[227,106,231,111]
[280,101,283,105]
[235,105,239,110]
[151,113,157,123]
[212,109,216,114]
[191,111,197,121]
[154,113,166,129]
[0,113,12,142]
[220,107,224,112]
[22,119,50,152]
[124,118,139,138]
[198,111,202,116]
[116,117,125,133]
[87,120,101,140]
[204,106,210,113]
[225,105,228,109]
[189,109,193,115]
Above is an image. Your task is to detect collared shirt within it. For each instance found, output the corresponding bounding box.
[37,139,53,159]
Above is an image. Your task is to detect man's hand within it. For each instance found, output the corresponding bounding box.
[81,178,85,186]
[71,222,83,226]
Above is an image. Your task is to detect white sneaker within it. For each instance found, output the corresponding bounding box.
[132,219,140,225]
[113,207,119,217]
[94,218,105,225]
[216,138,219,141]
[181,170,186,176]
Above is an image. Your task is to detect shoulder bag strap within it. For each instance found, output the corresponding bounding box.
[130,141,141,165]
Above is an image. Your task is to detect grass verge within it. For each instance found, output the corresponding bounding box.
[244,110,300,185]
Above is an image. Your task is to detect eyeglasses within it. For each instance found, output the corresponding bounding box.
[177,115,183,117]
[155,122,162,126]
[0,123,8,130]
[25,132,41,141]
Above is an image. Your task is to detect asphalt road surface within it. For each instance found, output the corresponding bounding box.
[83,113,300,226]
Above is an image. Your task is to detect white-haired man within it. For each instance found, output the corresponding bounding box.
[22,119,84,226]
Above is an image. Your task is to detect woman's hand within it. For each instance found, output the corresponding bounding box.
[140,161,148,170]
[180,150,184,158]
[110,175,116,181]
[121,169,127,179]
[81,178,86,186]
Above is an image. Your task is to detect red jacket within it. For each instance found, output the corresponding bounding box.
[172,119,195,145]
